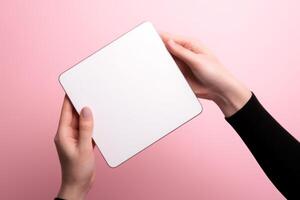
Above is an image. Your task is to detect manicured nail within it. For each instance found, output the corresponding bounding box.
[81,107,92,119]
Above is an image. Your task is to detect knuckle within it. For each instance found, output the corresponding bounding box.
[54,136,59,144]
[54,132,64,144]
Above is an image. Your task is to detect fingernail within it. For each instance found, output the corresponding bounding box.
[81,107,92,119]
[168,39,175,46]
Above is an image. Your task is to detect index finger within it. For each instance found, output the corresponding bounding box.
[160,32,212,55]
[58,95,74,128]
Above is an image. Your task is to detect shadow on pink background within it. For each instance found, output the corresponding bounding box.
[1,1,299,199]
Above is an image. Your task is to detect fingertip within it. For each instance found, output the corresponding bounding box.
[164,38,176,51]
[80,107,93,120]
[59,95,75,127]
[79,107,94,135]
[166,39,184,55]
[167,39,176,47]
[62,95,72,110]
[159,32,170,42]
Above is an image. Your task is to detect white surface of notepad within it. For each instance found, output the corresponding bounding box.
[59,22,202,167]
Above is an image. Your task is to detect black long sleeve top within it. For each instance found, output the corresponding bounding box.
[226,93,300,199]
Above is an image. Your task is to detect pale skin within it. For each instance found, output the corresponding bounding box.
[55,33,252,199]
[55,100,95,200]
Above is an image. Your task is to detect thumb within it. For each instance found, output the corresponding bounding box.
[166,39,198,66]
[79,107,94,149]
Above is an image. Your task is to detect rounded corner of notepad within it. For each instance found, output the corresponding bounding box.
[100,152,121,168]
[140,21,154,29]
[195,102,203,116]
[141,20,152,25]
[197,105,203,115]
[58,72,65,84]
[106,159,120,168]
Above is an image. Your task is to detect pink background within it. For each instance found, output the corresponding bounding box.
[1,1,299,199]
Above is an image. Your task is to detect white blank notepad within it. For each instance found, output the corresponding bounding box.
[59,22,202,167]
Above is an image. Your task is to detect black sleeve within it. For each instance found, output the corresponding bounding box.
[225,93,300,199]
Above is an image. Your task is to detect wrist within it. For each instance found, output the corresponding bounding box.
[57,182,90,200]
[213,78,251,117]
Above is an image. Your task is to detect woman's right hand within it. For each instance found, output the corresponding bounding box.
[160,33,252,117]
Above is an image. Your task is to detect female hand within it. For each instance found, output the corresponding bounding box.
[55,96,95,200]
[160,33,252,117]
